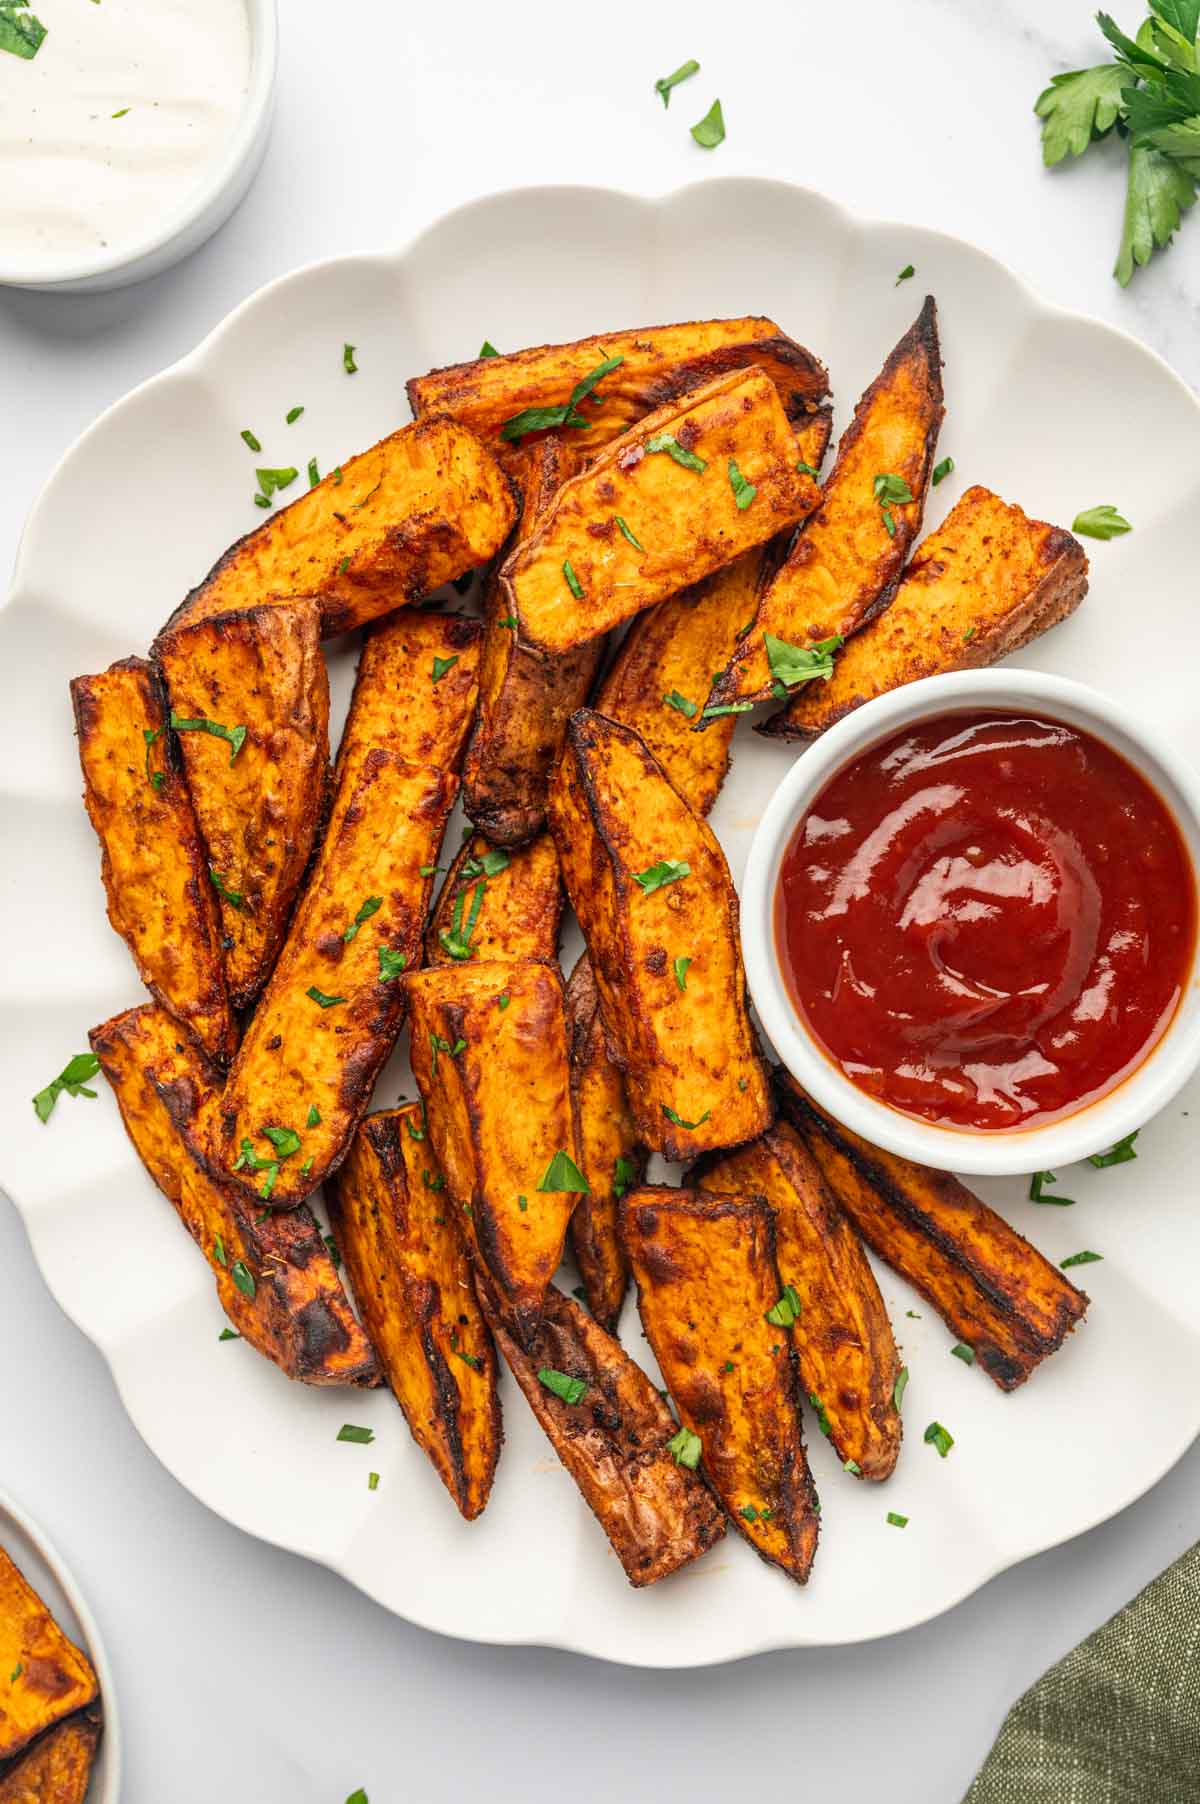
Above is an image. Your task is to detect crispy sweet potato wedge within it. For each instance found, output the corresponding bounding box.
[594,412,832,814]
[214,751,456,1207]
[90,1003,379,1384]
[622,1187,820,1583]
[70,656,235,1063]
[500,370,821,658]
[162,416,517,638]
[425,832,561,968]
[405,961,579,1347]
[0,1549,98,1762]
[692,1123,901,1481]
[549,709,771,1160]
[565,955,644,1332]
[706,299,944,713]
[155,601,330,1010]
[407,317,829,476]
[480,1278,726,1585]
[760,486,1090,740]
[462,436,604,845]
[331,611,482,833]
[777,1076,1090,1389]
[0,1711,100,1804]
[329,1106,502,1518]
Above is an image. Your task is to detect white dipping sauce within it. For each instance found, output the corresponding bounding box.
[0,0,251,276]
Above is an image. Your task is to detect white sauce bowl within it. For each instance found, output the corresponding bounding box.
[0,0,276,293]
[742,667,1200,1177]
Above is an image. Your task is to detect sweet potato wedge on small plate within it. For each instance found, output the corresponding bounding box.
[0,1550,97,1765]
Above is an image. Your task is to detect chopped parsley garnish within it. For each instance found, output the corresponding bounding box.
[308,457,320,488]
[112,106,130,118]
[213,1235,228,1266]
[479,340,499,358]
[170,712,247,764]
[497,614,518,628]
[306,986,346,1008]
[951,1343,975,1365]
[368,1472,380,1491]
[431,654,460,684]
[612,1155,636,1200]
[893,1366,909,1411]
[422,1169,445,1192]
[923,1421,954,1458]
[1029,1169,1075,1205]
[665,1425,701,1468]
[538,1368,588,1405]
[662,1104,711,1131]
[378,946,407,982]
[615,514,645,550]
[256,466,299,501]
[456,1347,483,1372]
[219,1328,240,1342]
[322,1231,339,1266]
[343,343,358,374]
[844,1458,862,1475]
[254,494,271,509]
[1072,504,1132,540]
[765,1284,802,1328]
[886,1511,908,1528]
[673,955,692,991]
[337,555,350,575]
[8,1662,22,1684]
[518,1195,527,1210]
[739,1505,764,1523]
[461,848,510,879]
[499,353,624,442]
[763,631,841,695]
[209,867,246,909]
[727,458,757,509]
[690,98,725,149]
[962,626,978,643]
[497,993,510,1011]
[32,1052,100,1124]
[299,1156,314,1178]
[344,895,382,942]
[406,1109,426,1142]
[1061,1249,1103,1268]
[336,1423,374,1444]
[809,1393,833,1437]
[654,57,699,107]
[795,460,820,478]
[1088,1131,1139,1168]
[644,430,706,473]
[286,405,304,424]
[261,1125,301,1158]
[438,878,486,962]
[240,428,262,453]
[537,1150,590,1193]
[932,456,955,486]
[231,1260,256,1299]
[562,559,585,600]
[873,470,913,536]
[632,858,690,894]
[895,263,915,284]
[700,700,754,721]
[663,689,698,719]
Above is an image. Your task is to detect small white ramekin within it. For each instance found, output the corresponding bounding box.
[742,668,1200,1177]
[0,0,277,293]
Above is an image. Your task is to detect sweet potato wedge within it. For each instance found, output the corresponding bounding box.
[0,1711,100,1804]
[425,832,561,968]
[161,415,517,638]
[90,1003,379,1385]
[331,610,482,833]
[461,435,604,845]
[0,1550,97,1762]
[691,1123,901,1481]
[565,955,644,1332]
[705,299,944,713]
[622,1187,820,1582]
[549,709,771,1160]
[407,317,830,475]
[155,601,330,1010]
[480,1277,726,1585]
[760,486,1090,740]
[70,656,235,1063]
[214,751,456,1207]
[329,1106,502,1518]
[777,1076,1090,1389]
[594,412,832,814]
[500,370,821,658]
[405,960,579,1347]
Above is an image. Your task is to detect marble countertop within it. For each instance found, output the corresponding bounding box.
[3,1,1196,1798]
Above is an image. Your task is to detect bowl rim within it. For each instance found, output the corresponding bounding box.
[0,0,277,289]
[741,666,1200,1178]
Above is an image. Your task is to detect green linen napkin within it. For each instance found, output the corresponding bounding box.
[963,1541,1200,1803]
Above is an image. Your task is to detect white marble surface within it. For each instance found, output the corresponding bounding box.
[2,2,1197,1798]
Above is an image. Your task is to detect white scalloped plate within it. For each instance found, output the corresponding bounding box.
[3,180,1199,1668]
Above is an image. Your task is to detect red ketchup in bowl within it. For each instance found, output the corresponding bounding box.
[776,710,1197,1132]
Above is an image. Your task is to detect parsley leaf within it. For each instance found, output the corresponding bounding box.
[209,868,245,910]
[563,559,584,600]
[893,1366,909,1411]
[1029,1169,1076,1205]
[343,343,358,374]
[240,428,262,453]
[763,631,841,694]
[932,456,955,486]
[306,986,346,1008]
[667,1425,702,1468]
[1115,139,1196,286]
[378,946,407,982]
[615,514,645,550]
[655,58,699,107]
[887,1511,909,1528]
[924,1421,954,1458]
[690,98,725,148]
[538,1368,588,1405]
[673,955,692,991]
[633,858,690,895]
[1034,64,1127,163]
[662,1104,711,1131]
[170,712,247,764]
[479,340,499,358]
[286,405,304,424]
[644,431,706,473]
[0,3,46,59]
[951,1343,976,1365]
[895,263,915,284]
[336,1423,374,1444]
[727,458,757,509]
[1061,1249,1104,1268]
[431,654,460,684]
[344,895,382,942]
[256,466,298,500]
[663,690,698,718]
[612,1155,636,1200]
[538,1150,590,1193]
[260,1125,301,1158]
[32,1052,100,1124]
[499,353,624,442]
[1089,1130,1140,1167]
[1072,504,1133,539]
[765,1284,802,1328]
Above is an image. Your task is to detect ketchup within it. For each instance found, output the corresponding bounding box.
[777,710,1196,1132]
